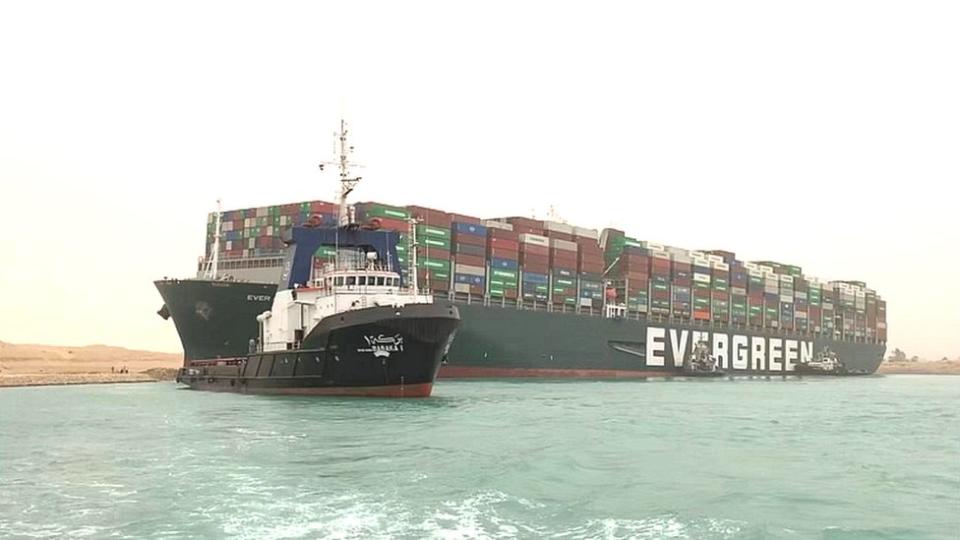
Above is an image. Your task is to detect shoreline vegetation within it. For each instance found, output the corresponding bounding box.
[1,341,958,388]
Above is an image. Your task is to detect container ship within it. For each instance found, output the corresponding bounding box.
[156,127,887,378]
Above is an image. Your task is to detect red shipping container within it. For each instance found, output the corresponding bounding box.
[521,263,550,274]
[579,263,605,274]
[550,251,578,263]
[693,310,711,321]
[545,230,575,242]
[488,237,519,251]
[407,205,453,226]
[418,271,450,290]
[416,247,450,260]
[490,289,519,299]
[520,253,549,267]
[364,217,408,231]
[489,228,520,241]
[453,233,486,247]
[505,216,544,229]
[453,254,486,267]
[488,247,520,260]
[309,201,336,213]
[449,213,482,225]
[520,244,549,257]
[513,225,545,235]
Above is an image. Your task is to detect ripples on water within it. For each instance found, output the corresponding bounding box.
[1,376,957,539]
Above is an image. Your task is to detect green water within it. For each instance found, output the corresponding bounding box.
[1,376,957,539]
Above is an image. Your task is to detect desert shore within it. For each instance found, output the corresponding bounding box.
[0,341,181,388]
[877,360,960,375]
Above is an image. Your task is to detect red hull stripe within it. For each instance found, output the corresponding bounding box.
[233,382,434,398]
[439,366,676,379]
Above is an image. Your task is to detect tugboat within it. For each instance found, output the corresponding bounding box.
[795,346,869,376]
[175,121,460,397]
[682,340,726,377]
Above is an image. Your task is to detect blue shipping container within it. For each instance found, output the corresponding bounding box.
[453,222,487,237]
[454,273,485,286]
[490,257,519,270]
[521,272,549,284]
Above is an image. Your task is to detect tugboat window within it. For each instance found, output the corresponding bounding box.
[376,277,384,286]
[358,276,367,286]
[346,276,356,286]
[335,276,344,286]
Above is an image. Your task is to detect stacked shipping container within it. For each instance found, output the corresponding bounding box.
[204,200,886,343]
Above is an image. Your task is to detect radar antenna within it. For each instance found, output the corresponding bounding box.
[319,119,363,226]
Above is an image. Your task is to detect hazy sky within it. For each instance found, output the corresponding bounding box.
[1,1,957,358]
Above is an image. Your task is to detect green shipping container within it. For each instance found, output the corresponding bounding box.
[362,205,411,220]
[421,236,451,250]
[314,246,338,258]
[417,258,451,272]
[416,224,451,239]
[491,268,518,279]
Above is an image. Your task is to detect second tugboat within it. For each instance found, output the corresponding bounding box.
[175,121,460,397]
[795,347,869,376]
[682,340,726,377]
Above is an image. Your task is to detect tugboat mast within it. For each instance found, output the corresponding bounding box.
[320,119,362,227]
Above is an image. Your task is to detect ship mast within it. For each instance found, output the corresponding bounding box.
[320,119,362,227]
[204,199,222,279]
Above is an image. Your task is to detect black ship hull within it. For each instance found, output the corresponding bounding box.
[156,279,275,361]
[157,281,885,378]
[176,303,460,397]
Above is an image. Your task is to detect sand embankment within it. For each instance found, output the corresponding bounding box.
[0,341,182,387]
[878,360,960,375]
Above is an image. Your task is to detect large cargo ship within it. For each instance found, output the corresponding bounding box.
[157,123,887,377]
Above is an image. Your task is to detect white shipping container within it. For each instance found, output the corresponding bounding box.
[225,240,233,250]
[693,273,711,283]
[749,269,763,277]
[573,226,598,239]
[256,207,268,217]
[759,265,775,274]
[245,218,253,227]
[549,238,579,252]
[455,264,486,276]
[665,246,687,256]
[780,295,793,303]
[711,261,729,271]
[543,220,574,234]
[707,254,724,264]
[731,286,747,296]
[519,233,550,247]
[454,283,471,293]
[743,261,759,271]
[483,220,514,231]
[779,275,794,283]
[646,242,666,252]
[796,311,809,319]
[692,257,710,268]
[652,250,670,260]
[222,222,233,232]
[248,238,256,249]
[671,254,692,263]
[579,297,594,308]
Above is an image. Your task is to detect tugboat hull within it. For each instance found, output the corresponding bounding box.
[176,303,460,397]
